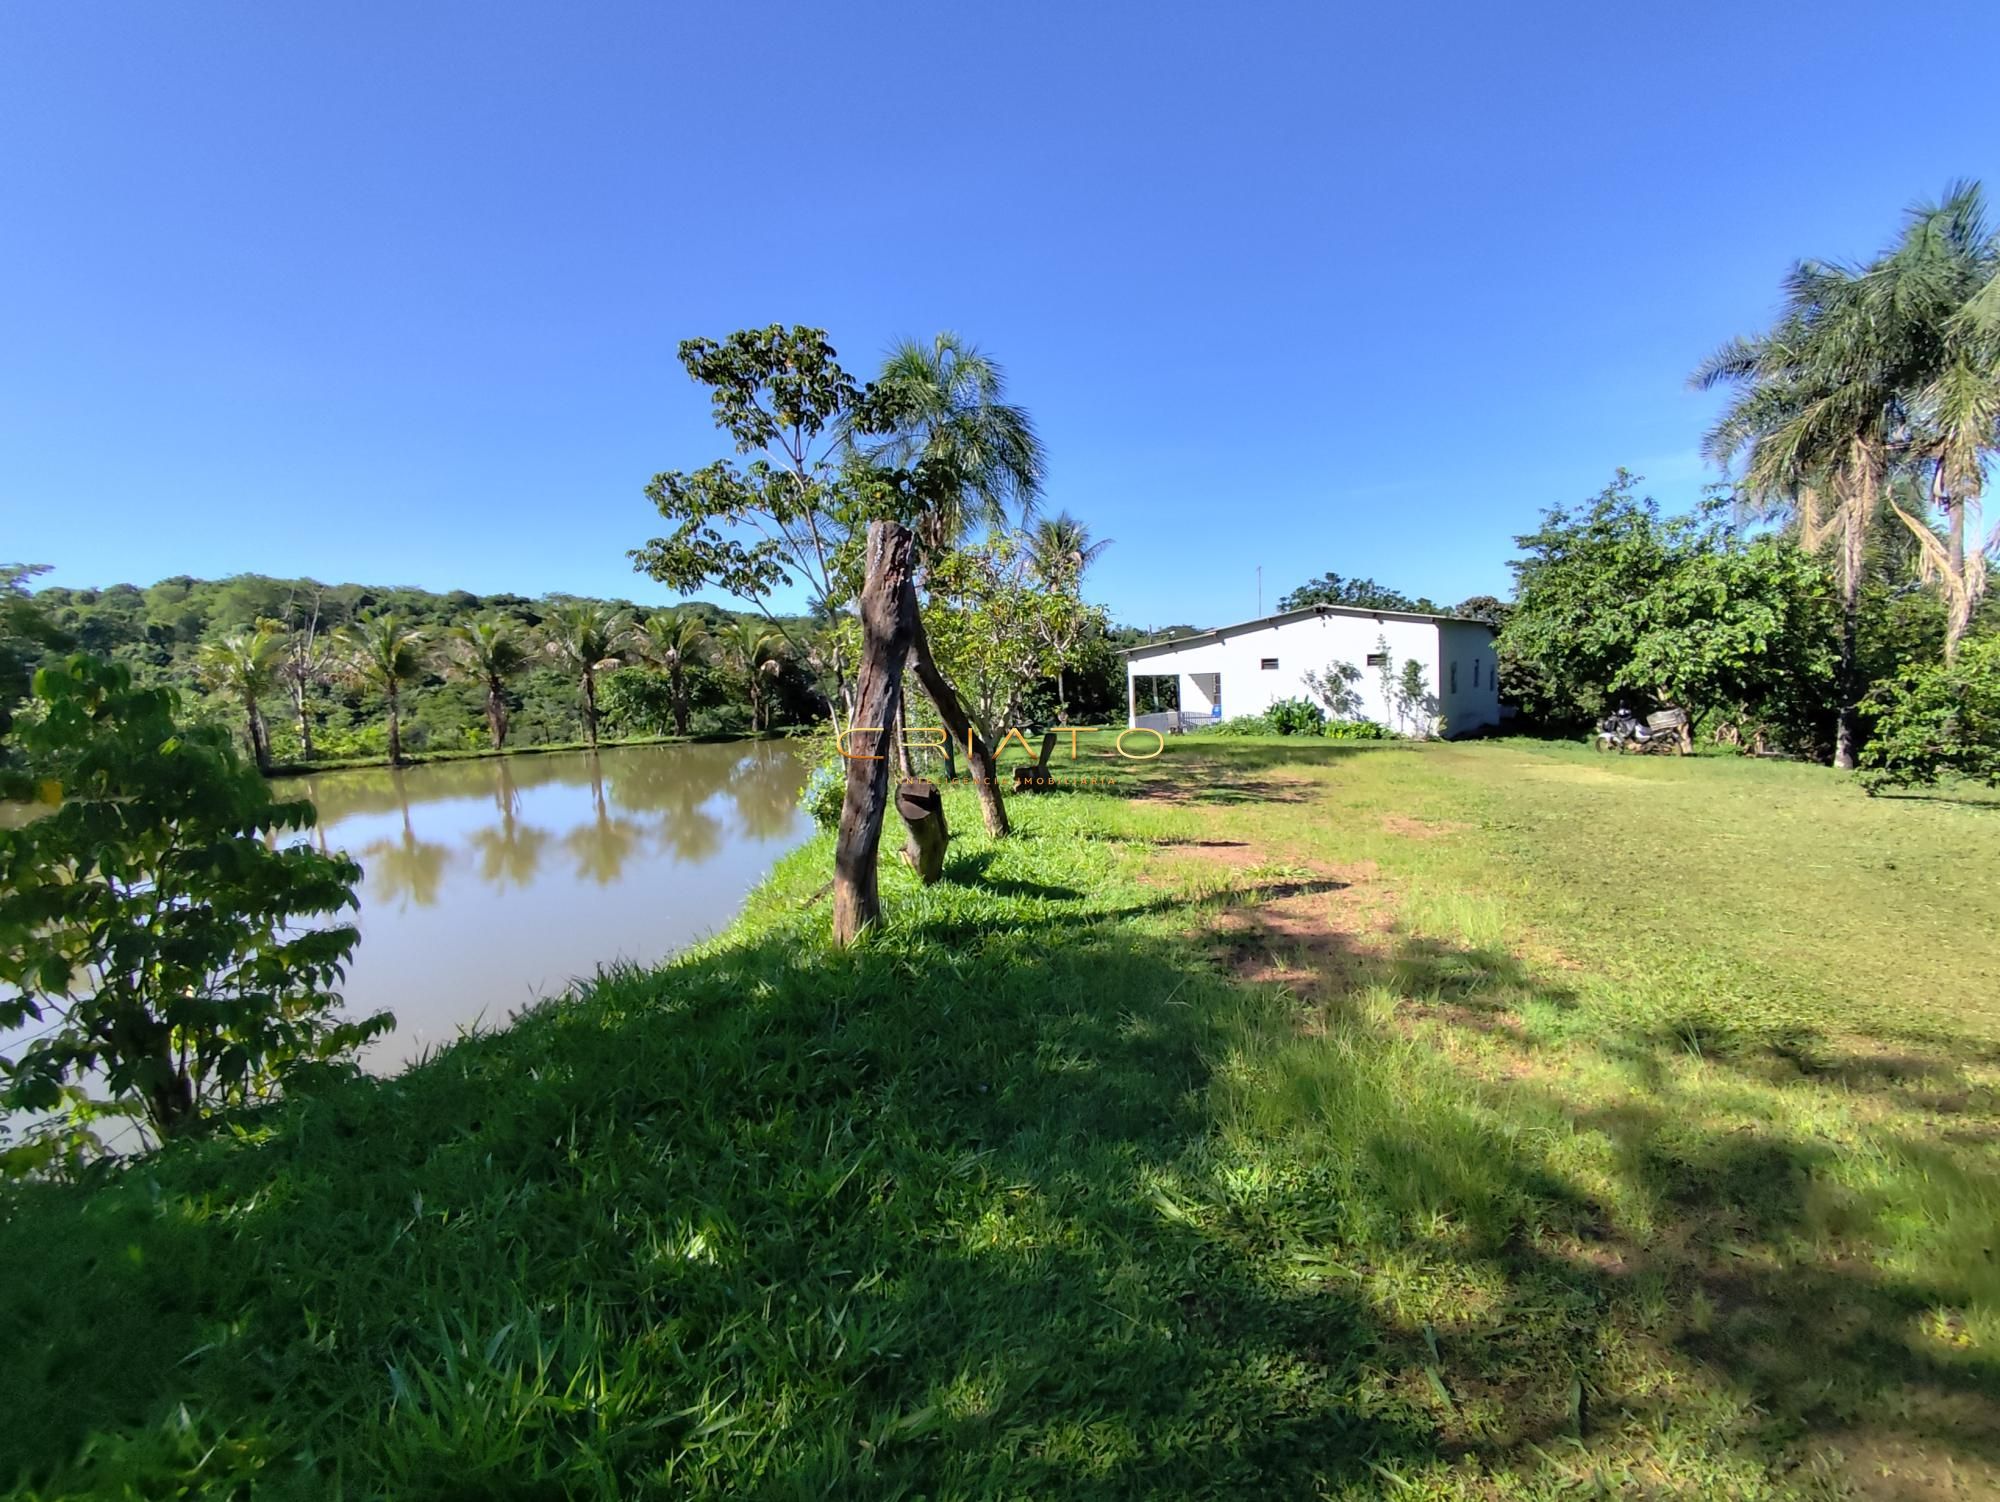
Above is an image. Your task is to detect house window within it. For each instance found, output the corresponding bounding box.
[1260,657,1279,670]
[1472,659,1480,688]
[1365,652,1388,668]
[1450,662,1459,693]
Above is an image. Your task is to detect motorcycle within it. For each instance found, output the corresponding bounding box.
[1594,707,1652,753]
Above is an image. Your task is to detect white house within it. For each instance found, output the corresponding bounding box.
[1122,604,1501,737]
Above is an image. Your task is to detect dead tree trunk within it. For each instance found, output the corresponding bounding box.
[908,613,1010,838]
[896,777,948,883]
[832,523,919,945]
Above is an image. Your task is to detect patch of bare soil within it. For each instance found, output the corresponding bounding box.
[1381,814,1472,840]
[1130,771,1315,806]
[1152,831,1392,1005]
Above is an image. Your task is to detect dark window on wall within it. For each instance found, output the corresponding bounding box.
[1473,659,1480,687]
[1365,652,1388,668]
[1450,662,1459,693]
[1260,658,1279,670]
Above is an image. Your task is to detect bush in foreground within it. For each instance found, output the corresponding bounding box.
[1859,636,2000,794]
[0,656,388,1169]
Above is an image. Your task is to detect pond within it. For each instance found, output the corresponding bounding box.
[274,741,812,1071]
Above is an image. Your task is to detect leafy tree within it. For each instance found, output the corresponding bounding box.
[193,622,285,773]
[923,537,1098,751]
[1278,572,1440,614]
[1392,659,1439,738]
[338,615,428,766]
[0,656,388,1159]
[539,603,631,750]
[444,619,530,749]
[636,607,710,736]
[1859,634,2000,792]
[860,333,1046,565]
[632,326,886,730]
[1453,595,1512,629]
[1502,474,1839,747]
[717,618,785,733]
[1,564,70,749]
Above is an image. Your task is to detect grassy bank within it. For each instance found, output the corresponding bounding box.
[265,727,803,778]
[3,739,1997,1497]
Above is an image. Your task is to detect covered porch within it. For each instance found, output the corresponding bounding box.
[1126,668,1221,731]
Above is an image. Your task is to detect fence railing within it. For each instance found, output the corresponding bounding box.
[1132,710,1185,735]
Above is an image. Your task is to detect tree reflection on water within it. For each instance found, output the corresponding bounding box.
[284,741,810,896]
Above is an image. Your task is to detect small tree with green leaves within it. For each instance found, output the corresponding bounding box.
[924,537,1100,754]
[632,326,894,733]
[1859,635,2000,793]
[0,656,388,1163]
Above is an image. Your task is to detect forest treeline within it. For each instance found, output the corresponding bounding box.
[16,568,1174,768]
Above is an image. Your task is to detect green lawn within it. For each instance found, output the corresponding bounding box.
[3,738,1996,1498]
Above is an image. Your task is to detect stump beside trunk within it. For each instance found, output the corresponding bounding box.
[896,778,948,883]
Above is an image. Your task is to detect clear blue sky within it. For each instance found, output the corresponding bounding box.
[4,2,1995,630]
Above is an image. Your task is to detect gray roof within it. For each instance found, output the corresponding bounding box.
[1120,602,1498,659]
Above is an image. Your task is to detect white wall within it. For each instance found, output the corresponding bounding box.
[1436,621,1501,736]
[1127,612,1499,737]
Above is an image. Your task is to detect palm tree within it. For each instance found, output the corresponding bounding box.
[636,608,710,737]
[338,614,429,766]
[859,332,1046,565]
[1024,512,1112,718]
[445,619,530,749]
[1694,256,1919,768]
[1026,511,1113,593]
[719,618,785,732]
[194,622,286,772]
[1879,182,2000,656]
[539,602,630,749]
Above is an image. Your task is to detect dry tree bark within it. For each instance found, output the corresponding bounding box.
[832,522,919,944]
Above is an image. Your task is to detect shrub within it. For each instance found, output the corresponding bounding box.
[0,656,390,1166]
[1266,698,1327,736]
[1858,637,2000,794]
[799,760,845,831]
[1199,714,1275,736]
[1323,718,1392,740]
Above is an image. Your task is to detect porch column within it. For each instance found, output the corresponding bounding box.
[1126,666,1137,728]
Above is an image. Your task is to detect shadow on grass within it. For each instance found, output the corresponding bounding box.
[3,863,1998,1495]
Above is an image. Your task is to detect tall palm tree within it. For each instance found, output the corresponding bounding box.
[338,614,428,767]
[539,602,630,749]
[445,619,530,749]
[1879,182,2000,656]
[636,608,710,737]
[1694,255,1920,768]
[1027,512,1112,591]
[194,622,286,772]
[859,333,1046,565]
[719,618,785,733]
